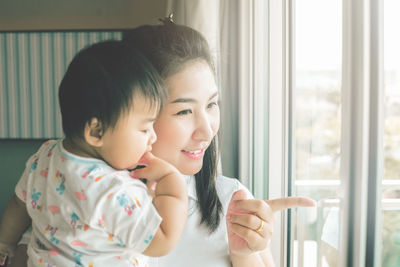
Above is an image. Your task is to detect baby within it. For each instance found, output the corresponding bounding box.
[0,40,188,266]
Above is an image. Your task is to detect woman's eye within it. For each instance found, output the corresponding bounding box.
[207,102,218,109]
[175,109,192,116]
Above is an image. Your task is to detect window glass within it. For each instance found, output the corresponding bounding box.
[292,0,342,266]
[382,0,400,266]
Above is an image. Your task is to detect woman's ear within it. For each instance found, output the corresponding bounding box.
[84,118,104,147]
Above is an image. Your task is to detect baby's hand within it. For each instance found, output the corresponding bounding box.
[129,152,179,183]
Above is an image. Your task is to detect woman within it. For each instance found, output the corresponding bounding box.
[10,19,314,267]
[121,19,314,266]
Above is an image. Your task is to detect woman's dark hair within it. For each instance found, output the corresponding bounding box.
[123,22,222,232]
[59,40,166,139]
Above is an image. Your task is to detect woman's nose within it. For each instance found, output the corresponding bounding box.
[193,113,214,141]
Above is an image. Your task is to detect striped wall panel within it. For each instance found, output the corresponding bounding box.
[0,31,122,139]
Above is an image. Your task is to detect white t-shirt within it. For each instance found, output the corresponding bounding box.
[148,174,253,267]
[15,139,161,267]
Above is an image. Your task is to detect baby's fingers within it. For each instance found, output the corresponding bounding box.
[130,152,175,182]
[130,167,159,182]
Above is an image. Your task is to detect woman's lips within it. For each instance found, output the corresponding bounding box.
[181,149,205,159]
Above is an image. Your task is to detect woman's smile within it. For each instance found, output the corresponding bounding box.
[181,149,205,159]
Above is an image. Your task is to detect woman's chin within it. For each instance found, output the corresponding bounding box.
[177,162,203,176]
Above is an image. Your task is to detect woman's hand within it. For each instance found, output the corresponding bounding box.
[226,190,315,256]
[227,190,272,255]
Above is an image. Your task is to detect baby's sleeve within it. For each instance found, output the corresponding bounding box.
[100,179,162,253]
[15,153,38,203]
[14,140,53,203]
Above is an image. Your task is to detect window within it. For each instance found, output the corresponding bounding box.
[264,0,398,266]
[292,1,342,266]
[382,0,400,266]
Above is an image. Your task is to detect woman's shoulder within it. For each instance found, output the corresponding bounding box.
[216,175,251,192]
[215,175,254,205]
[216,175,241,190]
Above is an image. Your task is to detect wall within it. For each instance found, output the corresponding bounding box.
[0,0,167,31]
[0,31,122,139]
[0,0,167,214]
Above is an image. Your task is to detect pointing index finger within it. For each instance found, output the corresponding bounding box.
[265,197,316,213]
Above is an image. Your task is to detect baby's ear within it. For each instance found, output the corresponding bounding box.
[84,117,104,147]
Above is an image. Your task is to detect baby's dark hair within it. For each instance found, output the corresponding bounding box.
[59,40,166,139]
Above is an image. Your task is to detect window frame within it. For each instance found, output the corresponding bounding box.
[267,0,291,265]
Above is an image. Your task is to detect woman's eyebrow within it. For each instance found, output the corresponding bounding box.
[208,92,219,100]
[170,92,219,104]
[170,98,196,104]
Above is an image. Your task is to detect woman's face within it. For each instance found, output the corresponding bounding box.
[151,60,220,175]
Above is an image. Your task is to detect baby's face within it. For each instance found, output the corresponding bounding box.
[98,95,158,170]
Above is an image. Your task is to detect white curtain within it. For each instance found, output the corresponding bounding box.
[165,0,220,61]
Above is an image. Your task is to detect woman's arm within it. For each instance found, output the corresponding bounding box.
[0,194,31,265]
[6,227,31,267]
[231,247,275,267]
[230,252,265,267]
[260,248,275,267]
[7,244,28,267]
